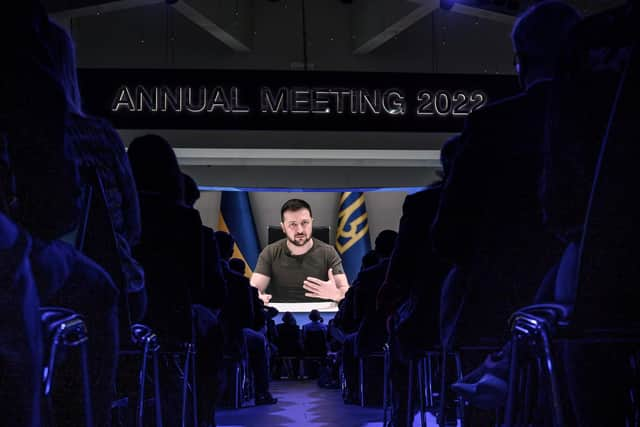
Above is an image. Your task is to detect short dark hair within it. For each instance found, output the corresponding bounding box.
[282,311,297,325]
[280,199,312,222]
[309,309,322,322]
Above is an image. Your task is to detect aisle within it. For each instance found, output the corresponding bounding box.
[216,380,440,427]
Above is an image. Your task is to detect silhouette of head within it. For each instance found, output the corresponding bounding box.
[229,258,246,275]
[182,173,200,207]
[4,5,65,115]
[374,229,398,258]
[282,311,297,326]
[128,134,184,202]
[309,309,323,323]
[214,230,235,261]
[511,1,581,87]
[45,20,83,116]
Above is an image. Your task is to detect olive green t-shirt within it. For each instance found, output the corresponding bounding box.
[254,238,345,302]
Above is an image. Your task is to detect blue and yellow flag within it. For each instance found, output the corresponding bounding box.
[217,191,261,277]
[335,192,372,284]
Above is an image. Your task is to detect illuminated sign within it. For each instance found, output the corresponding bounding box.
[79,69,519,132]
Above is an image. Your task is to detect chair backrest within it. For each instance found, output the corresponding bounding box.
[276,324,302,357]
[574,41,639,330]
[303,328,327,357]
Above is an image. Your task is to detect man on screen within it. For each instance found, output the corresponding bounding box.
[250,199,349,304]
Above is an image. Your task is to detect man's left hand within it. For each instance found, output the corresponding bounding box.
[303,268,341,302]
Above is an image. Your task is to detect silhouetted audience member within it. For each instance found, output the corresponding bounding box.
[263,304,280,363]
[357,230,397,272]
[276,312,303,357]
[215,230,277,405]
[536,5,630,302]
[359,250,380,271]
[128,134,207,424]
[335,230,396,403]
[376,137,458,426]
[326,318,342,353]
[183,173,227,311]
[274,312,303,378]
[30,226,119,427]
[538,6,637,426]
[47,20,148,322]
[182,173,226,426]
[127,134,198,338]
[2,13,119,427]
[432,1,578,348]
[302,309,327,339]
[431,2,581,423]
[351,229,397,347]
[2,8,79,243]
[373,229,397,260]
[0,213,42,427]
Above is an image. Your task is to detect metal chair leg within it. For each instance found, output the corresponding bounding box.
[453,352,464,427]
[629,352,640,425]
[407,359,414,427]
[359,357,366,407]
[79,341,94,427]
[505,337,519,427]
[181,347,191,427]
[383,345,390,427]
[191,346,198,427]
[153,351,163,427]
[234,361,240,409]
[428,353,437,410]
[438,350,447,427]
[522,362,534,425]
[43,338,60,427]
[417,357,427,427]
[138,341,151,427]
[539,326,563,427]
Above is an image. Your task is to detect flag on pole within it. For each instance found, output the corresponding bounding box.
[217,191,261,277]
[335,192,372,284]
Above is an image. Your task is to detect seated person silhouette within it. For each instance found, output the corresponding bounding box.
[0,213,42,427]
[215,231,278,405]
[275,312,303,378]
[302,309,327,339]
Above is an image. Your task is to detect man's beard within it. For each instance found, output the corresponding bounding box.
[288,233,311,247]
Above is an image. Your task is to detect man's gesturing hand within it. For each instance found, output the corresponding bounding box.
[303,268,341,302]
